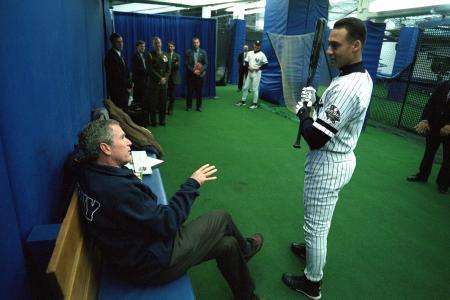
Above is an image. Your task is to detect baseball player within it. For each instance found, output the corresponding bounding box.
[236,40,268,109]
[282,17,373,299]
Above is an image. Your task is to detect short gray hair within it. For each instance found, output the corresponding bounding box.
[78,119,119,161]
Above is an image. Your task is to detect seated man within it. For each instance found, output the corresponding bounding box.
[76,119,264,300]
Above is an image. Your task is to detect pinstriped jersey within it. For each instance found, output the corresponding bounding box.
[245,50,268,70]
[313,65,373,155]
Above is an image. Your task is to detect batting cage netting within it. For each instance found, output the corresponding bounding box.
[266,31,325,114]
[370,19,450,132]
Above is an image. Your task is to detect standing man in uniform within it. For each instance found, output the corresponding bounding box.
[147,36,170,127]
[105,33,133,111]
[282,18,373,300]
[407,80,450,194]
[238,45,249,92]
[236,40,268,109]
[167,41,181,115]
[185,37,208,112]
[131,40,149,108]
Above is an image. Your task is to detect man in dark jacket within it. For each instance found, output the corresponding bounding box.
[185,37,208,112]
[76,119,264,300]
[105,33,132,111]
[407,80,450,194]
[167,41,181,115]
[147,36,170,127]
[131,40,149,108]
[238,45,249,91]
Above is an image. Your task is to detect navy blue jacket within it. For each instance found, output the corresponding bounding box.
[422,80,450,131]
[76,162,199,283]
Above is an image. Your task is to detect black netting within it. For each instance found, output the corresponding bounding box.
[369,24,450,132]
[216,15,233,85]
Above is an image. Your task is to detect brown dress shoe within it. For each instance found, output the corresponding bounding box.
[244,233,264,261]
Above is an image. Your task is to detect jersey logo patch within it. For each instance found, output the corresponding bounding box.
[325,105,341,124]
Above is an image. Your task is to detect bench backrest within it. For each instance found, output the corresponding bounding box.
[46,191,100,300]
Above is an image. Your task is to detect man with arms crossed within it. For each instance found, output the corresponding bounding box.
[282,17,373,299]
[76,119,264,300]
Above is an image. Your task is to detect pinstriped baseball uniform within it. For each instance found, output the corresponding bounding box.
[241,50,268,105]
[303,62,373,282]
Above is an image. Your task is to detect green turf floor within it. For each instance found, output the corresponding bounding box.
[149,85,450,300]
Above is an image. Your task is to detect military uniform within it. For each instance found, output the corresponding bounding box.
[167,51,181,115]
[147,50,170,126]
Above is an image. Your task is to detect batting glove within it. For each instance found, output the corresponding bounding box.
[295,86,316,114]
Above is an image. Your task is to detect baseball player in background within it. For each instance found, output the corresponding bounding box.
[236,40,268,109]
[282,17,373,300]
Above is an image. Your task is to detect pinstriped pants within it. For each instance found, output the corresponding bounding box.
[302,151,356,281]
[241,70,262,104]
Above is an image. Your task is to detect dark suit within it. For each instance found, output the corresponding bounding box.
[147,50,171,126]
[131,51,149,107]
[417,81,450,188]
[185,48,208,110]
[238,51,249,91]
[167,51,181,114]
[105,48,132,111]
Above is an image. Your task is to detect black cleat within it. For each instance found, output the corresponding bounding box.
[406,174,427,182]
[282,273,321,300]
[438,185,448,194]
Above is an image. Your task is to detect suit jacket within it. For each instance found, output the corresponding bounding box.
[422,80,450,130]
[146,50,171,89]
[167,52,181,85]
[131,51,149,88]
[238,52,249,72]
[185,48,208,76]
[104,48,132,97]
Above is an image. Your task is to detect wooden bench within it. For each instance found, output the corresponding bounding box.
[28,162,195,299]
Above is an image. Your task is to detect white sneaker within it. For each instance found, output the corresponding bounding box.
[235,101,246,106]
[249,104,258,109]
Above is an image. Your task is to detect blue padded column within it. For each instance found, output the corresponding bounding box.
[388,27,420,101]
[260,0,328,105]
[228,19,246,85]
[363,21,386,82]
[362,21,386,127]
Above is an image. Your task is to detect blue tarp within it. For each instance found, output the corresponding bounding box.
[388,27,420,101]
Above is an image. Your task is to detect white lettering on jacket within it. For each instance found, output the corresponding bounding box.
[77,186,100,222]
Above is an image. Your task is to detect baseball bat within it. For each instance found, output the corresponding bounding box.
[293,17,327,148]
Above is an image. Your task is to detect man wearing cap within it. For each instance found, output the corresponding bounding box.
[236,40,268,109]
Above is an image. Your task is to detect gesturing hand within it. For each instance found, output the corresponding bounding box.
[190,164,218,186]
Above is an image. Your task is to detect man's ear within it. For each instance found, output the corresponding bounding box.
[353,40,362,53]
[99,143,112,156]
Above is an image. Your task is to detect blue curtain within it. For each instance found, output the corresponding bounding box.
[114,12,216,98]
[0,136,29,300]
[0,0,107,298]
[228,19,246,85]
